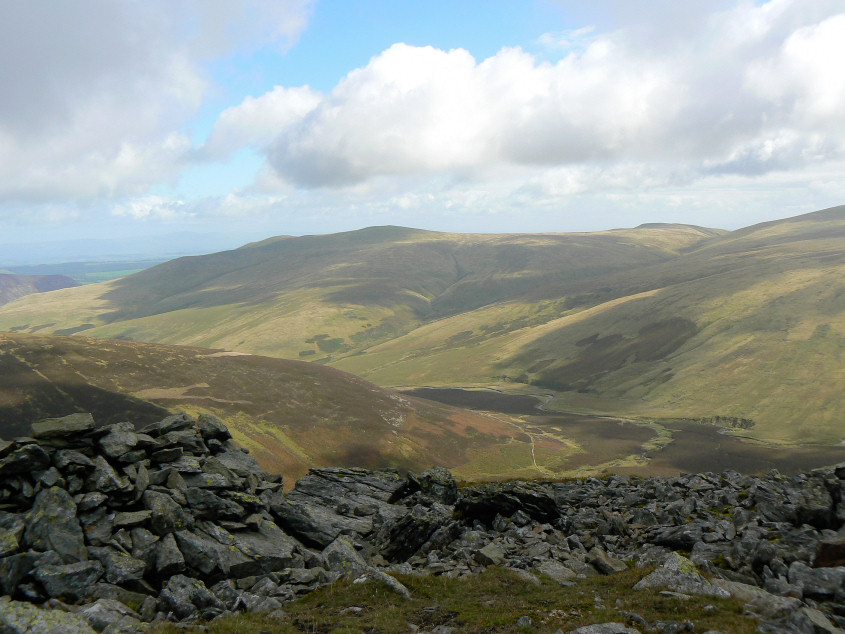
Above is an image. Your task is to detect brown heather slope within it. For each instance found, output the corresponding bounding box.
[0,332,518,484]
[0,273,78,307]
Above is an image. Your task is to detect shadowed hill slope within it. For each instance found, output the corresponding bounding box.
[0,273,77,307]
[0,332,521,484]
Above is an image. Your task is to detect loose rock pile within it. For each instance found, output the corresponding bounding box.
[1,412,844,633]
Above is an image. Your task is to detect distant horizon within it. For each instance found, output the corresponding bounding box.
[4,202,844,267]
[2,1,844,248]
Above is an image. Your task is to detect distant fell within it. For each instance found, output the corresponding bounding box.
[0,222,714,358]
[0,273,78,307]
[2,207,845,443]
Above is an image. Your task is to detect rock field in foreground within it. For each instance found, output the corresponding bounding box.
[1,411,845,633]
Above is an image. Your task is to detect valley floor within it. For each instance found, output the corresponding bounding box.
[403,387,845,479]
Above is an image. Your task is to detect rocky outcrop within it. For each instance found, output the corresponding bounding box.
[1,412,844,633]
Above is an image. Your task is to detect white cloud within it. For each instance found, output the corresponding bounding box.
[208,0,845,193]
[0,1,312,206]
[205,86,322,158]
[113,196,190,221]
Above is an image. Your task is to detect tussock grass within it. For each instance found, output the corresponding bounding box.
[151,567,760,634]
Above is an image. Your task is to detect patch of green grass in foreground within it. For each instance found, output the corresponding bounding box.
[151,567,760,633]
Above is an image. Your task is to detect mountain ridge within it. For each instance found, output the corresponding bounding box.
[1,206,844,443]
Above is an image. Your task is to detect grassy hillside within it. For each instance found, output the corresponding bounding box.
[0,332,527,484]
[336,207,845,443]
[0,224,715,360]
[1,208,844,444]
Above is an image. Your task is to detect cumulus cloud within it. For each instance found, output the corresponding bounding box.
[209,0,845,191]
[113,196,190,221]
[0,0,312,205]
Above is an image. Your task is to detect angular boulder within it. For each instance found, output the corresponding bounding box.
[33,560,104,600]
[24,486,86,563]
[0,598,96,633]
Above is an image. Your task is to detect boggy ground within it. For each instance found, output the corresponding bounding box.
[404,388,845,478]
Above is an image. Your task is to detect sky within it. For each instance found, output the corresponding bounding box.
[2,0,845,260]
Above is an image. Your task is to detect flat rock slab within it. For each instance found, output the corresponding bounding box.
[0,598,96,633]
[33,560,104,600]
[31,413,96,439]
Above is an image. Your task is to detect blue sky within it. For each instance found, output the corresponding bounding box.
[1,0,844,260]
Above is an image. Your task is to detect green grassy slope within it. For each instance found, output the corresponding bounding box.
[0,224,714,360]
[336,207,845,443]
[2,208,844,443]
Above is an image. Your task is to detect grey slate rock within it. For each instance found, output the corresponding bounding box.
[142,489,194,535]
[405,466,458,505]
[185,486,245,519]
[154,532,186,577]
[97,422,138,459]
[634,552,730,598]
[210,579,240,611]
[78,598,142,633]
[0,443,51,475]
[197,413,232,441]
[376,503,447,562]
[0,521,23,557]
[88,546,147,585]
[174,526,255,578]
[113,510,151,528]
[0,550,41,595]
[214,445,267,478]
[87,456,132,494]
[475,542,506,566]
[269,495,369,548]
[159,573,226,621]
[588,546,628,574]
[0,597,97,633]
[456,480,558,525]
[79,507,114,546]
[788,561,845,599]
[24,486,86,563]
[230,518,298,575]
[76,491,108,512]
[33,560,105,600]
[31,413,96,439]
[323,536,369,576]
[816,536,845,568]
[55,449,96,471]
[535,559,577,585]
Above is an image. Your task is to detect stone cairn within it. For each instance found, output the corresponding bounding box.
[1,412,845,633]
